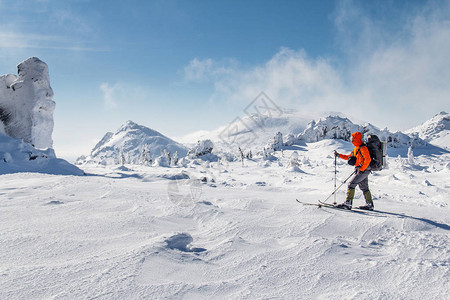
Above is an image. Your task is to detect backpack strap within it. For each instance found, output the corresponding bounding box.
[356,144,368,162]
[355,145,362,158]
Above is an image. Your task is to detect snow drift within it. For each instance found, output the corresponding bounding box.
[0,132,84,175]
[1,137,448,299]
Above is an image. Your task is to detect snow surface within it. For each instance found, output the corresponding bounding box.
[1,139,449,299]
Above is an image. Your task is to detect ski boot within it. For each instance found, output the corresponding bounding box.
[358,190,374,211]
[335,201,352,210]
[358,203,374,211]
[334,188,354,210]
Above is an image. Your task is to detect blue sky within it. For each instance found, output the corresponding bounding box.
[1,0,449,161]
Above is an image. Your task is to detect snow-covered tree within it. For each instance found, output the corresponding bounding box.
[153,149,171,167]
[140,144,152,165]
[188,140,214,157]
[238,147,245,166]
[179,156,189,167]
[119,147,126,166]
[171,151,179,166]
[267,132,283,151]
[408,146,415,165]
[289,151,299,167]
[284,133,296,146]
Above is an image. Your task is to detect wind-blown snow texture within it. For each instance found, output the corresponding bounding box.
[1,139,448,299]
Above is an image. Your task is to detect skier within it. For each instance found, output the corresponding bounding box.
[334,132,374,210]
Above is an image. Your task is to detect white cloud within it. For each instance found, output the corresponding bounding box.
[183,57,238,82]
[183,1,450,131]
[100,82,149,110]
[335,0,450,129]
[0,2,106,52]
[100,83,119,109]
[184,58,214,81]
[0,32,105,51]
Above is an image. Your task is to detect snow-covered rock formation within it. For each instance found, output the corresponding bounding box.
[77,120,188,165]
[0,132,83,175]
[186,139,220,162]
[188,139,214,158]
[297,115,427,148]
[299,116,360,143]
[0,57,55,149]
[406,111,450,150]
[0,58,83,175]
[181,109,432,152]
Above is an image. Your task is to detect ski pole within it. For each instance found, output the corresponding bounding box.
[334,156,337,205]
[322,170,356,204]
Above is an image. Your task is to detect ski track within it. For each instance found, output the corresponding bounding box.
[1,148,449,299]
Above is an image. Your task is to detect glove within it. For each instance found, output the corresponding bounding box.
[334,150,339,157]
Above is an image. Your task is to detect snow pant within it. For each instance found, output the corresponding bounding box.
[345,168,373,206]
[348,168,370,192]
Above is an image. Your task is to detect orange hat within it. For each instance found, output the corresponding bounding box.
[351,132,362,141]
[351,132,363,146]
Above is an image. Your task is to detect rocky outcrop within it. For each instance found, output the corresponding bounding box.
[297,115,428,148]
[0,57,55,149]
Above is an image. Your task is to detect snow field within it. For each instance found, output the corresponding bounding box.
[0,140,449,299]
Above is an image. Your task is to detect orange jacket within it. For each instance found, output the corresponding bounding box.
[339,132,371,171]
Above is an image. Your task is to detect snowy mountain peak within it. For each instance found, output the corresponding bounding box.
[78,120,188,165]
[117,120,165,138]
[406,111,450,149]
[119,120,140,130]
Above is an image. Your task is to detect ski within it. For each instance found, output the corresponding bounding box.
[296,199,334,208]
[321,201,378,213]
[318,200,377,212]
[296,199,377,214]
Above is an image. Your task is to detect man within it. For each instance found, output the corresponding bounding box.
[334,132,374,210]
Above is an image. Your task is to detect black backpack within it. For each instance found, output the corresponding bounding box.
[365,134,384,171]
